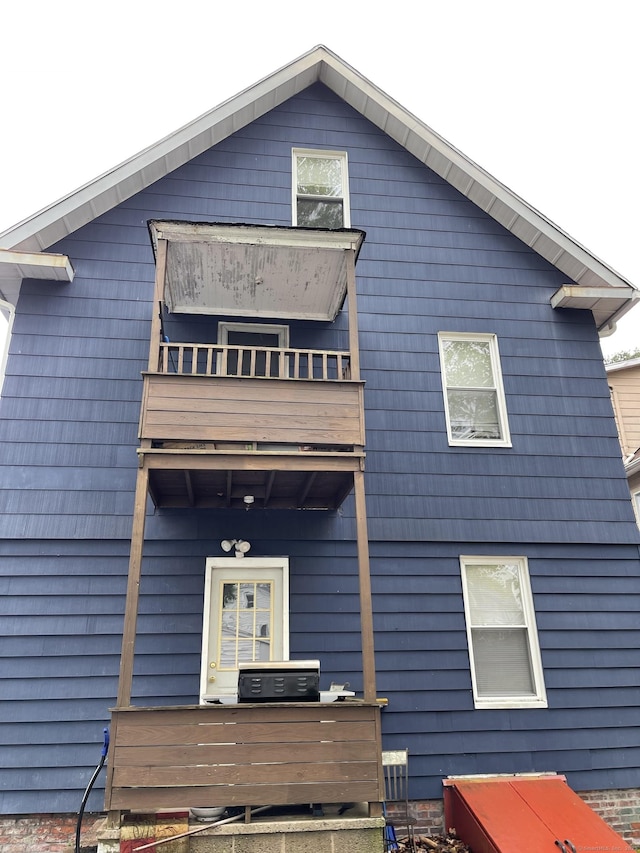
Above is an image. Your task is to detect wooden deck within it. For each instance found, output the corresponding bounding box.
[106,702,383,814]
[137,342,366,509]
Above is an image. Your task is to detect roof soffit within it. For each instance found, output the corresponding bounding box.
[0,45,637,326]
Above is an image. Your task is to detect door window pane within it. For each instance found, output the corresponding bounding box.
[218,580,273,670]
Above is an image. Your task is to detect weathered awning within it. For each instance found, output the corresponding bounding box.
[148,220,365,321]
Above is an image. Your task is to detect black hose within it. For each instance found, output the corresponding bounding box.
[75,728,109,853]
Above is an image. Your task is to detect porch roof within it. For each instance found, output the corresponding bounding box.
[149,220,365,321]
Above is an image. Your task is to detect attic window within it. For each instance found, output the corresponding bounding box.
[293,149,350,228]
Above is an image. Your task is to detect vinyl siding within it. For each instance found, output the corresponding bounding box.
[2,538,639,809]
[0,83,639,813]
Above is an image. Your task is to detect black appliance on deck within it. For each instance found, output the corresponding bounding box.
[237,660,320,702]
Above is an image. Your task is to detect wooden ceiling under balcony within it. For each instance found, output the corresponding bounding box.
[144,453,361,510]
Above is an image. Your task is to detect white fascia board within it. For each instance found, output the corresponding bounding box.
[0,50,325,255]
[550,284,639,330]
[149,220,364,254]
[318,50,638,298]
[0,43,637,324]
[0,249,74,281]
[606,357,640,373]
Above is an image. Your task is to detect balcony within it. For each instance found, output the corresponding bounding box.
[138,221,367,511]
[140,341,364,510]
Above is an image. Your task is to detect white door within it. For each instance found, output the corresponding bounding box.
[200,557,289,701]
[217,322,289,377]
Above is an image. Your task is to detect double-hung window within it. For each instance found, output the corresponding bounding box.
[460,556,547,709]
[438,332,511,446]
[292,149,350,228]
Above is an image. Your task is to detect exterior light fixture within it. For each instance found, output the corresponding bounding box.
[221,539,251,558]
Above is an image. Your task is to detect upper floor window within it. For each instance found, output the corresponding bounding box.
[460,556,547,709]
[438,332,511,447]
[633,490,640,527]
[292,149,350,228]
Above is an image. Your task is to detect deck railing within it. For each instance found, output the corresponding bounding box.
[159,342,351,381]
[106,702,382,813]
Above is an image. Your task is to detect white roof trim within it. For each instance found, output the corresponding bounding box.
[550,285,640,332]
[606,357,640,373]
[0,249,74,304]
[0,45,637,327]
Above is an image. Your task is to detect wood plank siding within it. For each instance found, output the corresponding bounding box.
[608,362,640,457]
[140,373,364,447]
[0,83,639,815]
[106,703,382,811]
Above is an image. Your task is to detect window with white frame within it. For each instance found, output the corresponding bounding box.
[460,556,547,709]
[633,490,640,526]
[292,149,350,228]
[438,332,511,446]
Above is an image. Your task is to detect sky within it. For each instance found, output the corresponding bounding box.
[1,0,637,357]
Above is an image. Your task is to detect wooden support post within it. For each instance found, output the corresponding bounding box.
[148,238,168,372]
[346,248,360,381]
[354,468,376,702]
[116,464,149,707]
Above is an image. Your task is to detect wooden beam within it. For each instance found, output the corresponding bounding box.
[264,470,276,506]
[353,469,376,702]
[116,465,149,707]
[297,472,317,507]
[225,470,233,507]
[148,238,168,373]
[140,450,363,472]
[184,470,195,506]
[346,249,360,381]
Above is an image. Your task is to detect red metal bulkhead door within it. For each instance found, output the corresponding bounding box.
[444,779,558,853]
[510,777,633,852]
[443,776,633,853]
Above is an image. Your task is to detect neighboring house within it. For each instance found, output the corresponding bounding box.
[1,45,640,849]
[607,357,640,522]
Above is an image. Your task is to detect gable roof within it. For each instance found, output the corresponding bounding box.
[0,45,637,330]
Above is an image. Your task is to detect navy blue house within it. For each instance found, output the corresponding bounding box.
[1,46,639,841]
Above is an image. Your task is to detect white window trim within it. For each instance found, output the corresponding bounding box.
[217,322,289,348]
[633,489,640,527]
[292,148,351,228]
[200,556,290,703]
[438,332,512,447]
[460,555,547,710]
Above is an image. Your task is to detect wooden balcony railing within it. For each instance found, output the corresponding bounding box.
[158,343,351,381]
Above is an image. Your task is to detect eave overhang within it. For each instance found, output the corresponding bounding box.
[625,452,640,479]
[0,249,74,304]
[550,285,639,333]
[149,220,364,320]
[0,45,637,329]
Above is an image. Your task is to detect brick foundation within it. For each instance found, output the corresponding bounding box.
[579,788,640,850]
[0,813,104,853]
[1,792,639,852]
